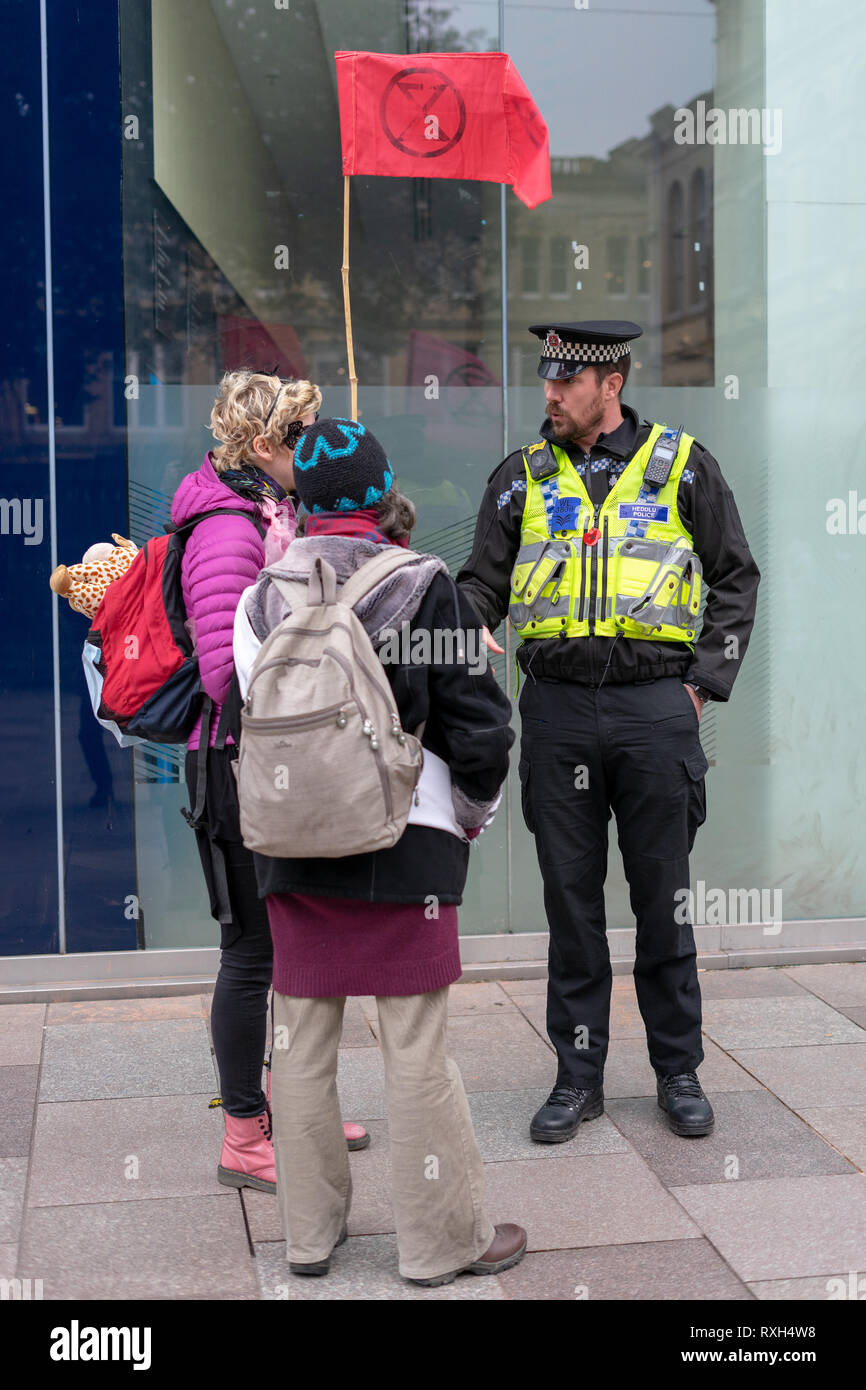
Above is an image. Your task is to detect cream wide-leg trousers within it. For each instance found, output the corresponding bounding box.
[270,987,497,1281]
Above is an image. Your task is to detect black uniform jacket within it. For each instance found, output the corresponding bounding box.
[456,405,760,700]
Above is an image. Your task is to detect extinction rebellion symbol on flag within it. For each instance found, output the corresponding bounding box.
[379,67,467,158]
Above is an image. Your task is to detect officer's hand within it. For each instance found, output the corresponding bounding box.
[684,684,704,721]
[481,626,505,655]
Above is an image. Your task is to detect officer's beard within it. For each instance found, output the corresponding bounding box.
[547,388,606,447]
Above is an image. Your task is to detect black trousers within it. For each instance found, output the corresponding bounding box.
[187,748,273,1119]
[518,675,709,1088]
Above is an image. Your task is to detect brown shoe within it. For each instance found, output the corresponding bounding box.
[407,1223,527,1288]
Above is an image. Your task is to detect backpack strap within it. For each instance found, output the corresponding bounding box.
[267,573,317,611]
[180,697,233,926]
[215,673,241,747]
[338,548,419,609]
[306,555,338,606]
[182,698,213,829]
[167,508,268,541]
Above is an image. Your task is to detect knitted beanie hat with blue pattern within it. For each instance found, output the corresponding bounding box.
[293,417,394,514]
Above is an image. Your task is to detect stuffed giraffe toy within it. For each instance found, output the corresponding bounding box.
[49,535,139,620]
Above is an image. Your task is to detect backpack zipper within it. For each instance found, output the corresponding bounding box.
[242,701,350,731]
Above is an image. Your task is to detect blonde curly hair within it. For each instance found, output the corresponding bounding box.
[209,371,323,473]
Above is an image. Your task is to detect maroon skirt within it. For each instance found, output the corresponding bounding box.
[266,892,461,998]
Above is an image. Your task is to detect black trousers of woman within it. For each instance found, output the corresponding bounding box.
[186,747,273,1119]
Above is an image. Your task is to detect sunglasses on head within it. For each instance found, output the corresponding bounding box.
[262,375,292,430]
[283,412,318,450]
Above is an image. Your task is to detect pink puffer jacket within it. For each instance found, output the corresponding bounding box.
[171,453,295,749]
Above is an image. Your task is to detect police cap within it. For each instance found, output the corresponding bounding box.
[529,321,643,381]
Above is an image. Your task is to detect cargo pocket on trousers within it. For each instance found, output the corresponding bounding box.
[683,746,709,852]
[518,757,536,836]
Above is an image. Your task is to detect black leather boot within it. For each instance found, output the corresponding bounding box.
[656,1071,714,1136]
[530,1084,604,1143]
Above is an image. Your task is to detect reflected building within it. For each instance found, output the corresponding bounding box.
[507,93,714,389]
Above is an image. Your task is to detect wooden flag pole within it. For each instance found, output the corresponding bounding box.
[341,175,358,418]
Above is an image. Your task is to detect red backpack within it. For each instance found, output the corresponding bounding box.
[83,509,264,746]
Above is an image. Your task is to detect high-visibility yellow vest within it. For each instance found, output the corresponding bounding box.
[509,423,702,644]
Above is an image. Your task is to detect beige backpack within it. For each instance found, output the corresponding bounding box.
[234,550,424,859]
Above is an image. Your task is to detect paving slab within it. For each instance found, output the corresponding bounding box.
[500,978,547,998]
[18,1195,258,1300]
[46,996,204,1025]
[483,1152,700,1250]
[469,1088,630,1163]
[338,1000,379,1049]
[607,1091,854,1187]
[729,1044,866,1110]
[0,1066,39,1158]
[443,982,516,1016]
[671,1174,866,1283]
[749,1273,866,1300]
[355,986,518,1025]
[701,996,866,1050]
[27,1095,230,1207]
[333,1046,388,1122]
[0,1158,28,1243]
[240,1187,285,1245]
[784,964,866,1008]
[509,992,647,1044]
[0,1005,45,1066]
[254,1233,505,1300]
[508,1000,550,1048]
[497,1238,753,1301]
[796,1106,866,1171]
[444,1013,559,1092]
[0,1243,17,1276]
[839,1006,866,1030]
[39,1018,217,1102]
[604,1036,762,1099]
[608,991,647,1037]
[697,968,808,999]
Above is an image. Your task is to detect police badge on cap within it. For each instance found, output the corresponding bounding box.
[529,321,643,381]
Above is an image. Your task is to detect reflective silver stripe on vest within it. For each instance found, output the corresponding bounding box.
[615,548,702,630]
[615,594,677,629]
[510,540,548,598]
[612,537,683,564]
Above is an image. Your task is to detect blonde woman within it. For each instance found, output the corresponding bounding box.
[171,372,369,1195]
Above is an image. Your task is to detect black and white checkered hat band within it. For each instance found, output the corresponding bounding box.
[541,339,631,364]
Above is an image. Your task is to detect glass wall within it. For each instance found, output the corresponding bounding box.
[2,0,863,960]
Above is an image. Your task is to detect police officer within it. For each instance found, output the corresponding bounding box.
[457,322,760,1142]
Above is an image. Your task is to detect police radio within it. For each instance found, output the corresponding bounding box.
[643,425,683,488]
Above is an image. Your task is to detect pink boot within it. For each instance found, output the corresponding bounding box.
[218,1111,277,1194]
[344,1122,371,1152]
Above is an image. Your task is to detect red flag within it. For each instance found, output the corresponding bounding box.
[335,51,551,209]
